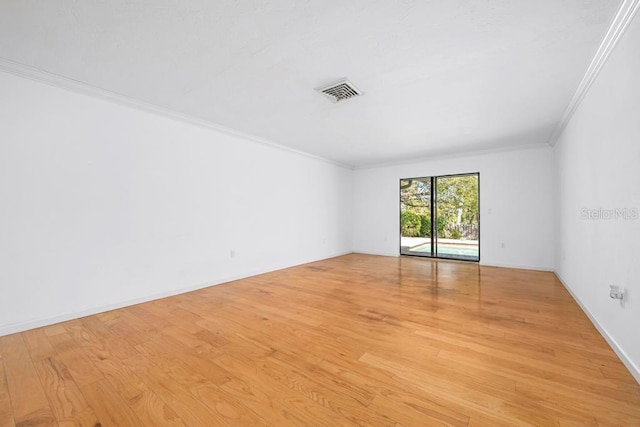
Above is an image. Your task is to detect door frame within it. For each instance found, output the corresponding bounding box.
[399,172,480,262]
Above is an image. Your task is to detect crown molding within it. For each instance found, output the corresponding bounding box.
[548,0,640,146]
[353,142,550,170]
[0,58,353,170]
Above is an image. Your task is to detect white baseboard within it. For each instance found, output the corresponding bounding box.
[0,250,353,337]
[353,253,554,272]
[353,250,400,257]
[554,271,640,384]
[480,262,554,272]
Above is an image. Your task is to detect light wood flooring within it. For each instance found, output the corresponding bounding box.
[1,253,639,426]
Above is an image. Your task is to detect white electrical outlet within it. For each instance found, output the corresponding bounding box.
[609,285,625,307]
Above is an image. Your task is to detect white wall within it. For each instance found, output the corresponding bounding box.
[553,12,640,380]
[0,71,353,335]
[353,146,554,270]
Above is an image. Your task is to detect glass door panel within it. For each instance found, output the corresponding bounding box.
[435,174,480,261]
[400,178,433,256]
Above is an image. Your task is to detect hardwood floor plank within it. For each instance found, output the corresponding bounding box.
[0,349,16,427]
[189,382,268,426]
[136,333,233,386]
[359,351,549,426]
[0,334,56,426]
[79,380,143,426]
[32,356,98,425]
[220,350,389,425]
[368,394,468,427]
[56,407,102,427]
[42,325,67,338]
[220,375,348,427]
[47,333,102,387]
[0,254,639,426]
[123,353,232,426]
[107,315,160,347]
[93,358,185,426]
[23,327,98,425]
[22,329,57,361]
[317,353,481,425]
[66,320,137,364]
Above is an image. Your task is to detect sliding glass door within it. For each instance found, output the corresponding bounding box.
[400,178,433,256]
[400,173,479,261]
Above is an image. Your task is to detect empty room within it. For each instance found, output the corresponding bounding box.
[1,1,639,425]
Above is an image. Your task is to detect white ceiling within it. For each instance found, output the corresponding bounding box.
[0,0,622,167]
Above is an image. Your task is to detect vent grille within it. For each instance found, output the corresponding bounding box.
[317,79,363,103]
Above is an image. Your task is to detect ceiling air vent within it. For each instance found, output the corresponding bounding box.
[316,79,363,103]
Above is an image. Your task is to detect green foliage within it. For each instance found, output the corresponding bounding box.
[400,179,431,216]
[402,214,447,238]
[401,211,421,237]
[419,215,431,237]
[435,176,479,226]
[437,216,446,237]
[451,228,461,240]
